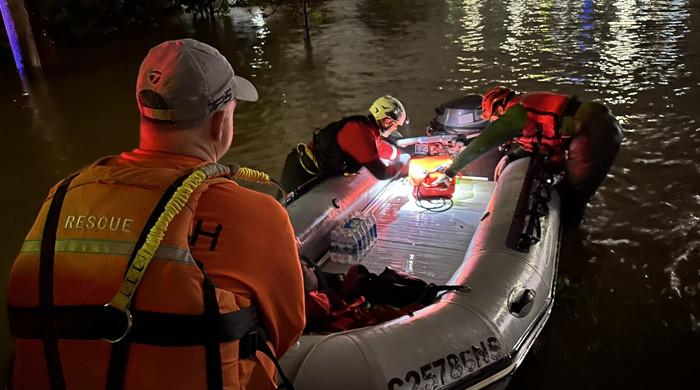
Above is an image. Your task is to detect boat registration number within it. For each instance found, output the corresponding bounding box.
[386,337,501,390]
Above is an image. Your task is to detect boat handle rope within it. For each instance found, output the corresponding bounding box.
[295,143,321,176]
[104,163,230,343]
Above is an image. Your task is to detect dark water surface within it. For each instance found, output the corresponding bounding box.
[2,0,700,388]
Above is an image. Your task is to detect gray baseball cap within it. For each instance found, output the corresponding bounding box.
[136,39,258,122]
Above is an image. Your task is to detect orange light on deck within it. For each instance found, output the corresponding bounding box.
[408,156,456,199]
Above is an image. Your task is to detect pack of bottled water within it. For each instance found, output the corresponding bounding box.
[329,211,378,264]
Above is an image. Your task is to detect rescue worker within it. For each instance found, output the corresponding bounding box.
[280,95,411,193]
[6,39,305,390]
[434,86,622,228]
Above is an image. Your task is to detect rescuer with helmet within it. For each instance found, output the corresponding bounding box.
[7,39,304,389]
[280,95,411,193]
[434,86,622,228]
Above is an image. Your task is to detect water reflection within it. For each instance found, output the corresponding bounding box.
[598,0,690,105]
[453,0,485,90]
[250,8,271,73]
[1,0,700,387]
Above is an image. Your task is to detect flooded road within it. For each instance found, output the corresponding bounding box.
[2,0,699,387]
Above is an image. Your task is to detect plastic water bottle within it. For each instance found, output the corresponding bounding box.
[346,228,361,264]
[331,228,353,263]
[345,217,369,259]
[367,212,379,242]
[361,217,375,249]
[352,211,378,248]
[330,229,343,263]
[365,212,378,245]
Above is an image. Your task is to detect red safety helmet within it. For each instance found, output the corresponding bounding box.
[481,86,515,120]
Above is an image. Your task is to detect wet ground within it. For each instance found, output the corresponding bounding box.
[2,0,700,388]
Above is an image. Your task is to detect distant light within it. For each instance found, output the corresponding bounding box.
[0,0,25,73]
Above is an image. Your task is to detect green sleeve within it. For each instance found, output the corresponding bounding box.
[447,105,527,176]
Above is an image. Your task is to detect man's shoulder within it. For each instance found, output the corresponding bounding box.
[204,179,279,203]
[340,115,371,129]
[339,117,376,139]
[199,180,288,220]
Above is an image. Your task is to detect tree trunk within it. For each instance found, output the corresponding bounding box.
[301,0,310,42]
[1,0,42,71]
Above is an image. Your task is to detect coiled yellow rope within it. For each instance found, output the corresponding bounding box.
[235,166,271,183]
[107,162,285,321]
[109,168,213,312]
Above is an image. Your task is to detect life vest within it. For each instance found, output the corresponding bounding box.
[7,159,290,390]
[311,115,373,176]
[511,92,574,156]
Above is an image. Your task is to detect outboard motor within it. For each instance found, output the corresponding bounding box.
[426,94,487,139]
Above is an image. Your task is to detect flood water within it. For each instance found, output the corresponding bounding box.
[2,0,700,388]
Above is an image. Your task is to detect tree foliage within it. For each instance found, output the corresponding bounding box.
[22,0,321,45]
[25,0,174,44]
[24,0,235,45]
[235,0,320,41]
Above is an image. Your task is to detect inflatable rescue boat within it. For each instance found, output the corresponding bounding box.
[281,96,561,390]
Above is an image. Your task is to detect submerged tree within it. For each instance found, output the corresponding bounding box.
[236,0,318,41]
[181,0,233,19]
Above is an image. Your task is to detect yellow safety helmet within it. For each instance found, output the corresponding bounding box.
[369,95,408,127]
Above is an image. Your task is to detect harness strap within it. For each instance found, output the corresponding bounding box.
[106,163,232,389]
[240,328,296,390]
[106,170,192,390]
[202,275,224,390]
[9,306,259,345]
[39,173,79,390]
[109,166,219,312]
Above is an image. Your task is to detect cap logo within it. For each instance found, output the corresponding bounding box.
[148,71,162,85]
[208,88,233,113]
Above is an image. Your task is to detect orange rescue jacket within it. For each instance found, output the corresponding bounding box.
[7,159,288,390]
[511,92,573,156]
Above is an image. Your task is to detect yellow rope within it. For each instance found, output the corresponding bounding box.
[235,167,271,183]
[109,168,210,312]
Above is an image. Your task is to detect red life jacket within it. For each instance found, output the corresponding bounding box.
[510,92,573,156]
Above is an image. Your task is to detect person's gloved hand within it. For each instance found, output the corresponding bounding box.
[494,155,510,181]
[435,164,449,173]
[394,153,411,177]
[430,172,451,187]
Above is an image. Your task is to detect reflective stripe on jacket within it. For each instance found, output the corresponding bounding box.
[7,159,262,390]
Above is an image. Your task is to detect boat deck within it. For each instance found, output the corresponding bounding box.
[321,178,496,284]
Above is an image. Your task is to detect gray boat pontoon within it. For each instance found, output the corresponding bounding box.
[282,151,561,390]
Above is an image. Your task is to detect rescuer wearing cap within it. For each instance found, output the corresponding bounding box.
[280,95,411,193]
[433,86,622,228]
[7,39,304,389]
